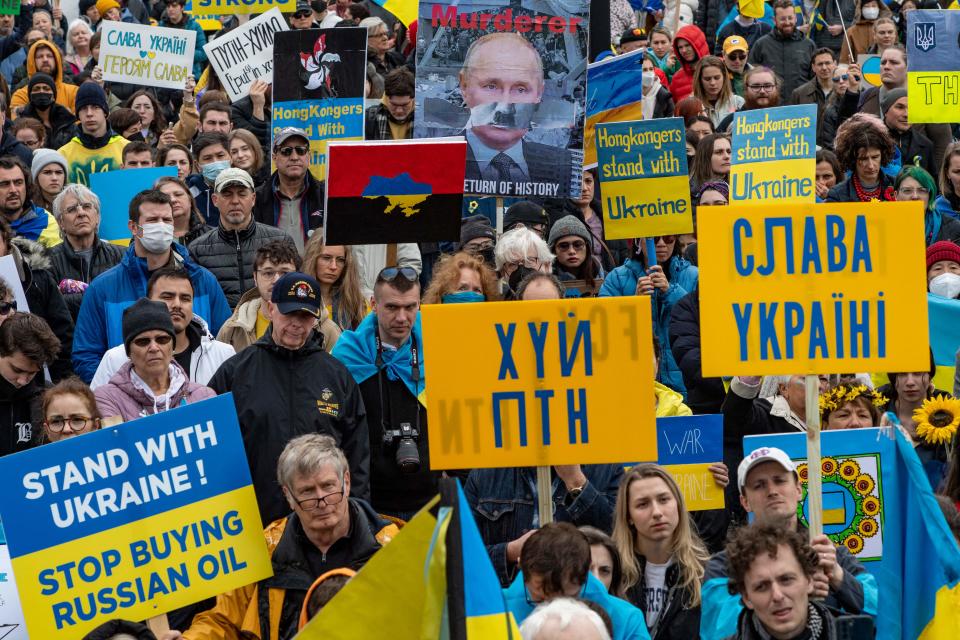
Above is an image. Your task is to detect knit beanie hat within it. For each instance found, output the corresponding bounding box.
[122,298,176,355]
[28,73,56,98]
[695,180,729,203]
[96,0,121,16]
[547,214,591,248]
[881,88,907,116]
[459,214,496,248]
[79,0,98,14]
[74,82,109,115]
[31,149,68,181]
[503,200,549,231]
[926,241,960,271]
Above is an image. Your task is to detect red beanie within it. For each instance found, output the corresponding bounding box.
[926,241,960,270]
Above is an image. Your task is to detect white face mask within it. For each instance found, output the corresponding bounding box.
[138,222,174,254]
[930,272,960,299]
[642,71,656,88]
[862,6,879,20]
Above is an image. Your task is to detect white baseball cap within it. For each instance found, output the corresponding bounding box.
[737,447,796,492]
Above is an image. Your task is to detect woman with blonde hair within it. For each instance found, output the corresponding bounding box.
[679,56,742,128]
[422,252,500,304]
[228,129,268,187]
[302,235,367,330]
[613,463,708,639]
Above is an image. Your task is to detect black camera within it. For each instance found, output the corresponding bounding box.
[382,422,421,474]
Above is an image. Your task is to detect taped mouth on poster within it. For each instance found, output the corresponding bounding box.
[14,421,247,628]
[729,214,882,361]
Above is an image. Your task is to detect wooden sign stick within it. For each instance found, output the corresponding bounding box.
[147,615,170,636]
[536,466,553,526]
[804,374,823,538]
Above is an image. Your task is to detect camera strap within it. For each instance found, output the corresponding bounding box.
[373,324,421,437]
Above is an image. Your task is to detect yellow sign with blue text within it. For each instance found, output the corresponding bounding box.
[422,297,657,469]
[906,10,960,124]
[730,104,817,205]
[698,201,930,377]
[594,118,693,239]
[0,395,272,638]
[192,0,295,16]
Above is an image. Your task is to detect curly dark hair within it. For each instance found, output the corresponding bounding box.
[833,113,895,174]
[726,525,819,596]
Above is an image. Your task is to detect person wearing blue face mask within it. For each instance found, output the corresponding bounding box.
[185,132,231,226]
[422,251,500,305]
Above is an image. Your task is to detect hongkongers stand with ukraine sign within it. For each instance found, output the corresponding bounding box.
[698,200,930,538]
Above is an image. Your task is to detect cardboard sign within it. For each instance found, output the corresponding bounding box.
[193,0,295,15]
[414,0,589,199]
[857,54,881,88]
[0,524,27,640]
[272,28,367,182]
[422,297,657,469]
[594,118,692,239]
[730,104,817,204]
[0,396,272,638]
[324,139,467,244]
[584,49,645,169]
[100,22,196,90]
[0,256,28,313]
[90,166,178,245]
[204,8,288,102]
[906,10,960,124]
[698,202,929,376]
[0,0,20,16]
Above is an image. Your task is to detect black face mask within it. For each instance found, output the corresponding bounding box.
[508,265,536,292]
[30,93,54,110]
[479,246,496,267]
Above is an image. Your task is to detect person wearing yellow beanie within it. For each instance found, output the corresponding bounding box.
[95,0,122,21]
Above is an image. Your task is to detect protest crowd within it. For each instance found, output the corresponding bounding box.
[0,0,958,638]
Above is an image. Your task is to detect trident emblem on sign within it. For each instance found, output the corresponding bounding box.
[915,22,936,52]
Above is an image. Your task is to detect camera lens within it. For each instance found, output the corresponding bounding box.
[395,437,421,474]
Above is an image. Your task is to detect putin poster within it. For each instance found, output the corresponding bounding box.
[414,0,589,200]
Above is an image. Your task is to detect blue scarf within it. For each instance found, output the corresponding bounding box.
[331,312,426,405]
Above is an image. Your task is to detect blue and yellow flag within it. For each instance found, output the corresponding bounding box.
[926,293,960,392]
[584,49,646,168]
[371,0,417,27]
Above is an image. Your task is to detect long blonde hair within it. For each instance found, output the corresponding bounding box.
[612,464,709,607]
[302,235,367,330]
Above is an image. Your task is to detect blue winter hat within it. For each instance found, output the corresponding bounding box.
[74,81,109,115]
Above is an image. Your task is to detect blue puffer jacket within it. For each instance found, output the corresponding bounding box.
[72,243,231,382]
[934,194,959,219]
[599,256,698,396]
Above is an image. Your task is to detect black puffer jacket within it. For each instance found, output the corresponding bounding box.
[17,102,78,150]
[47,236,124,320]
[748,28,816,100]
[695,0,737,53]
[187,220,293,308]
[625,556,700,640]
[669,288,725,415]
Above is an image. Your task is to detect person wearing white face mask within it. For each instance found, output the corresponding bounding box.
[640,55,675,120]
[71,189,231,384]
[927,241,960,300]
[839,0,891,64]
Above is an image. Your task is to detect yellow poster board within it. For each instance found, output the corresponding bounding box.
[698,201,930,377]
[421,297,657,469]
[192,0,295,16]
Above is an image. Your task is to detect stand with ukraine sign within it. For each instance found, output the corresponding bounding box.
[697,200,946,638]
[0,395,272,637]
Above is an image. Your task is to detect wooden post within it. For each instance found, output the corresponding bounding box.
[495,197,505,234]
[536,466,553,526]
[805,374,823,538]
[146,615,170,636]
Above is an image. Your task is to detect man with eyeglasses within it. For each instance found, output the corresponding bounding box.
[93,298,214,423]
[170,434,395,640]
[210,272,370,526]
[788,48,837,141]
[721,36,752,98]
[718,66,782,132]
[747,0,815,99]
[254,127,325,253]
[189,168,294,307]
[48,184,123,320]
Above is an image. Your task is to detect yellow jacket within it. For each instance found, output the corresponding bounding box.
[11,40,79,113]
[655,381,692,417]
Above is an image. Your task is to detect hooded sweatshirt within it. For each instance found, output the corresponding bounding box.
[669,25,710,104]
[94,359,215,422]
[11,40,79,112]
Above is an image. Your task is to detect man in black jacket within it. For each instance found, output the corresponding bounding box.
[47,184,124,320]
[748,0,815,99]
[16,73,77,150]
[669,287,725,416]
[882,88,934,174]
[188,168,294,307]
[208,272,370,526]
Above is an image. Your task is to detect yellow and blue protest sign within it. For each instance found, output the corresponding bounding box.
[594,118,693,240]
[100,22,196,90]
[584,49,645,169]
[698,201,930,376]
[730,104,816,204]
[90,166,177,246]
[0,395,272,638]
[422,297,657,469]
[906,10,960,124]
[192,0,295,16]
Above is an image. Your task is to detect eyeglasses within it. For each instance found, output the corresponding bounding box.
[45,416,95,433]
[506,256,542,270]
[727,52,746,60]
[256,268,293,280]
[369,31,389,39]
[131,334,173,348]
[746,83,776,93]
[295,488,345,510]
[555,240,586,251]
[898,187,930,197]
[64,202,96,215]
[0,300,16,315]
[833,74,849,82]
[317,254,347,267]
[378,266,418,283]
[278,145,309,157]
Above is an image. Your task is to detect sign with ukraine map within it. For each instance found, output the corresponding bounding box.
[0,396,271,638]
[324,139,467,245]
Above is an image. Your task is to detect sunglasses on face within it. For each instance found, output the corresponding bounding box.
[833,74,848,82]
[378,266,418,283]
[293,10,312,18]
[132,334,173,348]
[278,145,309,157]
[556,240,586,251]
[0,300,15,315]
[655,235,676,243]
[727,52,746,60]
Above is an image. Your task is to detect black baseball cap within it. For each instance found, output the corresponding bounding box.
[272,272,322,317]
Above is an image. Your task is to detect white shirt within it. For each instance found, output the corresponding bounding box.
[643,559,673,629]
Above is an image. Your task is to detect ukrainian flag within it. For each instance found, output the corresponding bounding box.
[371,0,418,27]
[299,480,519,638]
[926,293,959,393]
[584,49,646,168]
